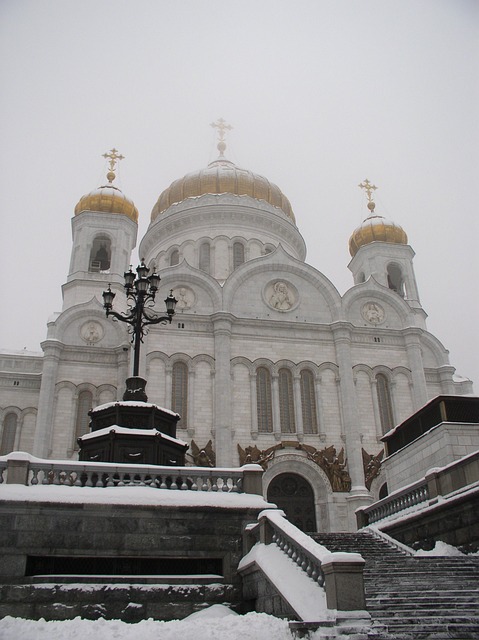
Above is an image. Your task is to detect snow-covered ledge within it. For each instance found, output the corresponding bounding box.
[239,509,368,620]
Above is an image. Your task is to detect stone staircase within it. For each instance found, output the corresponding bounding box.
[311,531,479,640]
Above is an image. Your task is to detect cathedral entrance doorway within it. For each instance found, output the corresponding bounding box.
[267,473,317,532]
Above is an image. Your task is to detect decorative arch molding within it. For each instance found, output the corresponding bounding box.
[191,353,215,369]
[372,365,394,379]
[317,362,340,378]
[272,359,296,375]
[222,245,341,319]
[391,366,413,384]
[342,277,412,325]
[263,453,333,501]
[160,262,223,310]
[231,356,254,373]
[352,363,374,383]
[0,406,22,421]
[420,331,452,367]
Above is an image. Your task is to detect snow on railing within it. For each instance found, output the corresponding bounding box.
[0,452,264,494]
[242,509,366,613]
[358,477,429,526]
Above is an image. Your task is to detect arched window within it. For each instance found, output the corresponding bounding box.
[387,263,405,297]
[172,362,188,428]
[279,368,295,433]
[256,367,273,433]
[300,370,318,434]
[170,249,179,266]
[376,373,394,434]
[233,242,245,269]
[89,235,111,272]
[199,242,211,273]
[0,413,17,454]
[75,391,93,443]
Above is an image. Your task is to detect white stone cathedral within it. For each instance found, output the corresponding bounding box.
[0,128,473,532]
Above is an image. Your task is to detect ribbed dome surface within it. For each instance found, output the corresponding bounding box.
[75,185,139,223]
[151,158,295,223]
[349,214,408,257]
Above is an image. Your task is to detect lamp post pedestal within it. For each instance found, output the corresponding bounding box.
[123,376,148,402]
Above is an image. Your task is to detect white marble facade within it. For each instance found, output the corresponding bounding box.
[0,150,473,532]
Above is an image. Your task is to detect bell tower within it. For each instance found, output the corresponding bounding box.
[348,179,422,310]
[62,149,138,310]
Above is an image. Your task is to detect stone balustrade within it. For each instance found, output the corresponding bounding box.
[0,452,263,495]
[357,478,429,527]
[242,509,366,613]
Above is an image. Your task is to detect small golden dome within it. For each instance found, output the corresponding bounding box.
[151,158,295,223]
[74,184,139,223]
[349,213,408,257]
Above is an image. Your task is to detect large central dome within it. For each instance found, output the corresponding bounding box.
[150,157,296,223]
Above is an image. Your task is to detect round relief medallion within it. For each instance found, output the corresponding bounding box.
[265,280,298,312]
[80,321,104,344]
[174,286,195,310]
[361,302,385,325]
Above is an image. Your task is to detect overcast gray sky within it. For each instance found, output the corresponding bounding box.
[0,0,477,387]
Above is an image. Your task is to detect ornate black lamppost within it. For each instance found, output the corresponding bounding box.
[102,261,177,400]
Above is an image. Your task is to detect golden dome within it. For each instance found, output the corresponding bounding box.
[74,185,139,222]
[150,157,296,223]
[349,213,408,257]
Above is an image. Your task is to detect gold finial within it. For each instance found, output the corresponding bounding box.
[210,118,233,157]
[359,178,378,213]
[102,148,125,184]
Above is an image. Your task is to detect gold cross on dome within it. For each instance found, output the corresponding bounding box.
[210,118,233,157]
[210,118,233,142]
[103,148,125,172]
[359,179,378,203]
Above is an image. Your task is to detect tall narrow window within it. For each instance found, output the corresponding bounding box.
[0,413,17,455]
[279,368,295,433]
[172,362,188,428]
[387,263,405,297]
[75,391,93,442]
[233,242,245,269]
[199,242,211,273]
[170,249,179,266]
[256,367,273,433]
[300,370,318,434]
[376,373,394,433]
[89,235,111,272]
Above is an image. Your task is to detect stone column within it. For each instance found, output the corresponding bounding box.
[187,369,195,437]
[370,378,383,440]
[250,371,258,439]
[271,373,281,440]
[293,373,303,439]
[212,314,233,466]
[33,341,62,458]
[404,328,428,409]
[164,363,172,409]
[315,374,326,439]
[332,324,367,494]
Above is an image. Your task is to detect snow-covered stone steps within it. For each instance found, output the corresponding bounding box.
[310,531,479,639]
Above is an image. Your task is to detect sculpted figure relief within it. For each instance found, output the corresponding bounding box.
[269,281,294,311]
[361,302,385,325]
[189,440,216,467]
[81,322,103,344]
[362,448,384,490]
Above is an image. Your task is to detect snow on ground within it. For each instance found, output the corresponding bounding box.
[0,608,294,640]
[414,540,466,556]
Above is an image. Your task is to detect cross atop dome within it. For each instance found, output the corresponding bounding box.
[210,118,233,157]
[102,148,125,184]
[359,178,378,213]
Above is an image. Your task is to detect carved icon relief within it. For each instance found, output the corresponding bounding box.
[361,302,385,325]
[174,286,195,310]
[266,280,297,312]
[80,321,104,344]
